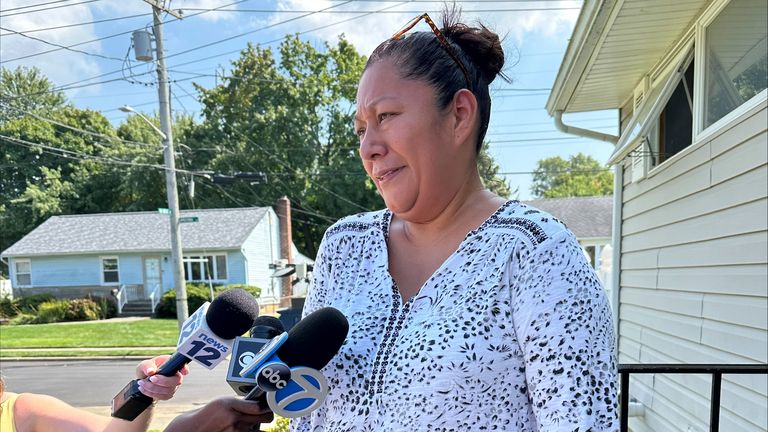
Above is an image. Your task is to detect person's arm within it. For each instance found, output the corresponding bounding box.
[163,397,274,432]
[512,230,618,431]
[14,355,187,432]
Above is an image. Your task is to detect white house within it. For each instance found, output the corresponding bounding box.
[547,0,767,430]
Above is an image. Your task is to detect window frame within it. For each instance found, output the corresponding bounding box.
[693,0,768,142]
[183,253,229,282]
[100,256,121,285]
[14,259,32,287]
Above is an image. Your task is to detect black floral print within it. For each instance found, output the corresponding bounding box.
[293,201,618,431]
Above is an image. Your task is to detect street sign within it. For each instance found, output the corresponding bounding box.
[158,208,171,214]
[179,216,199,223]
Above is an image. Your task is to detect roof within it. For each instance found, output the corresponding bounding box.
[523,196,613,239]
[1,207,270,257]
[546,0,710,114]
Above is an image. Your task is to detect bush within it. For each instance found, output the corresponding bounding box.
[34,299,70,324]
[154,284,262,318]
[267,417,290,432]
[0,297,17,318]
[65,298,101,321]
[94,295,117,319]
[155,284,213,319]
[16,294,55,314]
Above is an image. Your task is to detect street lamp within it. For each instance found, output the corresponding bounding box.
[117,103,189,327]
[119,105,167,140]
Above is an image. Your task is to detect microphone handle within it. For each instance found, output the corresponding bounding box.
[244,386,267,403]
[155,352,192,377]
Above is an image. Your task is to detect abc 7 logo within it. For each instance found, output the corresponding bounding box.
[266,367,329,418]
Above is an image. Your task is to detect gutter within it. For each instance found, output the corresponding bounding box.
[554,110,619,145]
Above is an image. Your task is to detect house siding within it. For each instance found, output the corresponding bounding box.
[620,105,768,431]
[240,208,280,304]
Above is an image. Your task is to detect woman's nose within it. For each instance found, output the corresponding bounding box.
[358,126,387,161]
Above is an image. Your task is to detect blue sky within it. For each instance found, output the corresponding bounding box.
[1,0,617,200]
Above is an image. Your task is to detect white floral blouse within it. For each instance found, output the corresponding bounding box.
[292,200,618,431]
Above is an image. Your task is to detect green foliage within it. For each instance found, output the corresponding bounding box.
[531,153,614,198]
[95,295,117,319]
[11,294,55,315]
[155,284,262,318]
[34,299,70,324]
[65,298,101,321]
[267,417,290,432]
[478,146,515,198]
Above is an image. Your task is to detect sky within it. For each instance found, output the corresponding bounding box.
[0,0,618,201]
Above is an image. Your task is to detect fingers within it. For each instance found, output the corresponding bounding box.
[136,354,172,379]
[226,398,273,417]
[137,374,182,400]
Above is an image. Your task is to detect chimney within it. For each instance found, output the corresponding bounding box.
[276,196,293,307]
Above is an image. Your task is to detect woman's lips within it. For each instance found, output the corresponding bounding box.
[375,167,403,183]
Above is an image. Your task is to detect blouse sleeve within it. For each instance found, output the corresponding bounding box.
[511,229,618,431]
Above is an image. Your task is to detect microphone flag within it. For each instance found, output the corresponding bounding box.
[266,366,329,418]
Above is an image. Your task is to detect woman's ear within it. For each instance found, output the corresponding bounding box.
[451,89,479,147]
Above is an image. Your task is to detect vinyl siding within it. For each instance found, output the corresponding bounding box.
[240,208,280,304]
[619,103,768,432]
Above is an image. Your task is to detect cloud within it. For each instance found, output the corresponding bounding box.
[0,0,102,95]
[268,0,581,56]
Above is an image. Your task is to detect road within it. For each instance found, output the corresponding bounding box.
[1,358,236,406]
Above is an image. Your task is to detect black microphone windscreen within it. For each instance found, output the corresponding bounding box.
[206,288,260,339]
[250,315,285,338]
[277,307,349,370]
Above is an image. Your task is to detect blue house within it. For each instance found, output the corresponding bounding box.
[0,207,308,312]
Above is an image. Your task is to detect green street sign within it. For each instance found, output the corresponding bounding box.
[179,216,199,223]
[158,208,171,214]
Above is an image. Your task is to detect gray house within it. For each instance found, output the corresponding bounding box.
[1,207,303,312]
[547,0,767,430]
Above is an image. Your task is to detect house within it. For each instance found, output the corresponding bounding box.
[547,0,767,431]
[524,195,614,303]
[0,207,310,312]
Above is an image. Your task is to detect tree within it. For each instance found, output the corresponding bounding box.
[0,66,66,123]
[531,153,613,198]
[478,146,515,198]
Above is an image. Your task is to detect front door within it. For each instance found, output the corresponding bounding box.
[143,257,162,299]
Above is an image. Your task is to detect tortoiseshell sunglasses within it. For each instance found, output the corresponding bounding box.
[391,13,472,89]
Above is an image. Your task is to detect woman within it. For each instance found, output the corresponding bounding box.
[0,355,186,432]
[294,9,618,432]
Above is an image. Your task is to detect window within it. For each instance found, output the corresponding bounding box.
[15,260,31,286]
[656,59,695,165]
[101,257,120,284]
[703,0,767,129]
[183,254,228,281]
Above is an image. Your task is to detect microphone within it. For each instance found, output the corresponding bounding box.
[240,307,349,417]
[226,316,285,395]
[111,289,260,421]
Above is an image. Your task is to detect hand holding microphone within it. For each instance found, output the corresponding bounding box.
[111,288,260,421]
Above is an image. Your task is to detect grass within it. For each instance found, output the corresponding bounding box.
[0,318,179,352]
[1,349,173,358]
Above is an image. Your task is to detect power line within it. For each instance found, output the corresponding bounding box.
[0,0,80,13]
[0,0,252,64]
[0,0,101,17]
[0,25,126,62]
[0,13,152,35]
[180,7,581,13]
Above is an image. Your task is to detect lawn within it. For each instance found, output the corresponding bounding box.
[0,318,179,350]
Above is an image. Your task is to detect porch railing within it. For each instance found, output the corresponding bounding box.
[148,282,162,313]
[115,284,128,314]
[619,363,768,432]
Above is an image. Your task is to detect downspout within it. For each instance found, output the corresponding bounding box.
[610,164,623,354]
[554,110,619,144]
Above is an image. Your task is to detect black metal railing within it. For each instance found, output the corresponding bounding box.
[618,363,768,432]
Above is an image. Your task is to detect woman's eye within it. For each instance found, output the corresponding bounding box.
[356,128,366,138]
[378,112,394,122]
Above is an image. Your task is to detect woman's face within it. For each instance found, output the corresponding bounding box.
[355,59,469,220]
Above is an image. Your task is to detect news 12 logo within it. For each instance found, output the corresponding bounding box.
[175,302,233,369]
[266,367,329,418]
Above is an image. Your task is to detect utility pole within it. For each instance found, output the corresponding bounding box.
[145,0,188,326]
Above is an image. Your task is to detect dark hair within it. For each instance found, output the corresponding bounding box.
[365,8,509,153]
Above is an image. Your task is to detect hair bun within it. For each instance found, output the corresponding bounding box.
[441,15,507,84]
